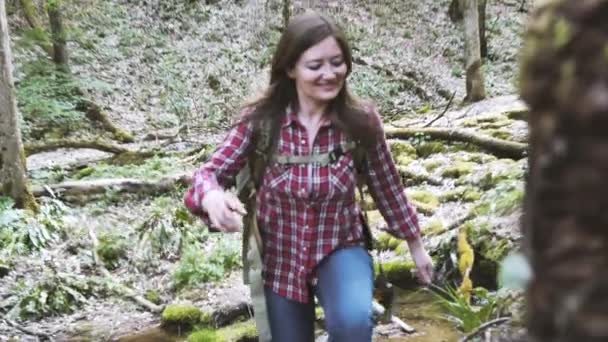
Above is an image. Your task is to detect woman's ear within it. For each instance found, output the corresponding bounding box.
[287,67,296,79]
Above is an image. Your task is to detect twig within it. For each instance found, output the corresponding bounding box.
[423,91,456,127]
[1,314,53,340]
[459,317,511,342]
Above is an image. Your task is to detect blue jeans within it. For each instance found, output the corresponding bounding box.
[265,246,374,342]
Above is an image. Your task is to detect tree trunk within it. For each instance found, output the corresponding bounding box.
[0,0,38,211]
[520,1,608,341]
[47,0,69,71]
[478,0,487,58]
[462,0,486,102]
[282,0,290,29]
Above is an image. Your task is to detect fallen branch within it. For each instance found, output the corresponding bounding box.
[33,172,192,199]
[1,314,53,340]
[384,126,527,160]
[88,225,163,313]
[423,91,456,127]
[76,99,134,143]
[24,139,131,156]
[459,317,511,342]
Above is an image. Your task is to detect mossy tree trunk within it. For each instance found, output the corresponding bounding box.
[520,1,608,341]
[0,0,38,211]
[462,0,486,102]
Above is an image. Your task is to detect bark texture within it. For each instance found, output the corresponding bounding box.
[462,0,486,102]
[47,0,69,70]
[520,1,608,341]
[0,0,37,210]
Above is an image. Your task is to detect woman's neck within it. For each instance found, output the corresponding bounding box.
[297,97,329,123]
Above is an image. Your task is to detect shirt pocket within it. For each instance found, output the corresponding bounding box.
[329,153,357,198]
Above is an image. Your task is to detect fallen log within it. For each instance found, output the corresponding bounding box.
[384,126,527,160]
[24,138,132,156]
[77,99,134,143]
[33,172,192,199]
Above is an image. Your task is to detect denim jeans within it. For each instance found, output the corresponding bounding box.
[265,246,374,342]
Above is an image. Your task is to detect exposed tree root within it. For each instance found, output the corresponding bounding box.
[76,100,134,143]
[24,139,132,156]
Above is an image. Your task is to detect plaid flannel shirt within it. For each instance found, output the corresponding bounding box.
[184,109,420,303]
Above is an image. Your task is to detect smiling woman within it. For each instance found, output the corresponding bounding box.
[184,11,433,342]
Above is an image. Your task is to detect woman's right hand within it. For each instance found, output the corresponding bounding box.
[201,189,247,233]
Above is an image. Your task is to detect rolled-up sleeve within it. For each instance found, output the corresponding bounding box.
[184,120,254,224]
[364,112,421,241]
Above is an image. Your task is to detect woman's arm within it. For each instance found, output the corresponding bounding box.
[184,119,254,229]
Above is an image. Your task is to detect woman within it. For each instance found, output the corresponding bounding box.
[184,12,433,342]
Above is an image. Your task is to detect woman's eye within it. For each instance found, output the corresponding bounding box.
[331,60,344,67]
[308,64,321,70]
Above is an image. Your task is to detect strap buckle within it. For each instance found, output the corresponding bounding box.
[328,145,345,164]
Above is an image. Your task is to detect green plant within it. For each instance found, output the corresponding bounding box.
[431,285,503,333]
[18,274,92,320]
[136,196,203,263]
[97,232,128,270]
[0,197,66,256]
[173,239,241,290]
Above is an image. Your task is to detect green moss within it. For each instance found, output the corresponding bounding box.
[75,167,95,179]
[423,159,443,172]
[217,320,258,341]
[144,290,162,305]
[422,218,446,236]
[441,162,475,179]
[407,190,439,209]
[376,232,401,251]
[394,242,409,256]
[389,140,418,158]
[465,153,496,164]
[188,329,220,342]
[479,120,512,130]
[416,142,446,158]
[390,140,417,166]
[487,129,513,140]
[375,260,417,288]
[112,128,135,143]
[506,110,528,121]
[440,187,481,203]
[162,304,202,330]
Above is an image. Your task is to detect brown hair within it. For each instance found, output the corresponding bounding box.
[241,12,381,147]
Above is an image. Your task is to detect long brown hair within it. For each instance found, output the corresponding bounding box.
[242,12,381,147]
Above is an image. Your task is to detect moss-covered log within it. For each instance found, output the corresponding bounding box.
[76,99,134,143]
[384,126,527,159]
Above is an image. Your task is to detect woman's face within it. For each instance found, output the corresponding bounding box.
[288,36,348,106]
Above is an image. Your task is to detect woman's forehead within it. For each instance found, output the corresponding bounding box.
[299,37,343,62]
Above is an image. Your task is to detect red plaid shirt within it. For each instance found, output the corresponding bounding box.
[184,109,420,303]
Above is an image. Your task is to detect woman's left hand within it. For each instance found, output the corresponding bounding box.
[407,236,434,285]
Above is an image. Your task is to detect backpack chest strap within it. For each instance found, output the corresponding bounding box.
[273,141,357,166]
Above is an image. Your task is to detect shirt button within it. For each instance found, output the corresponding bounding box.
[303,247,308,252]
[301,139,306,145]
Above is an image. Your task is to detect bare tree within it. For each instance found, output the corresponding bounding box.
[462,0,486,102]
[450,0,487,102]
[520,1,608,341]
[47,0,69,70]
[0,0,38,210]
